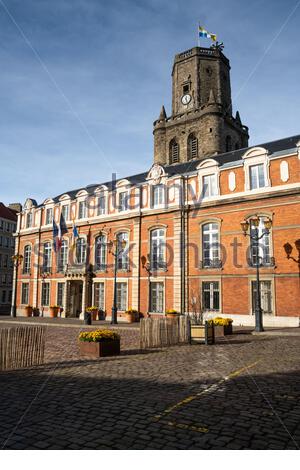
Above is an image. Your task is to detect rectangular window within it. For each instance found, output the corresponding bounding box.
[98,195,106,215]
[45,208,53,225]
[202,281,220,311]
[116,282,127,311]
[41,283,50,306]
[0,254,2,267]
[118,192,128,212]
[94,282,105,310]
[57,282,65,307]
[250,164,265,189]
[26,212,32,228]
[251,280,272,314]
[152,185,165,208]
[150,282,164,313]
[202,223,220,268]
[5,237,9,247]
[202,174,218,198]
[61,205,69,221]
[3,254,8,268]
[78,201,87,219]
[21,283,29,305]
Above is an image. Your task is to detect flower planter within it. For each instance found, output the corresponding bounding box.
[79,340,120,358]
[24,306,32,317]
[224,324,233,335]
[49,307,59,318]
[214,325,225,338]
[91,310,98,321]
[32,308,40,317]
[190,322,214,345]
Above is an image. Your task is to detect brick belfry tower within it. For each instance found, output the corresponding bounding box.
[153,45,249,165]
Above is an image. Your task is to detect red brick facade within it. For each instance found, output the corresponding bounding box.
[12,144,300,326]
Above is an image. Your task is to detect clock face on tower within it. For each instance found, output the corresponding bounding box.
[181,94,191,105]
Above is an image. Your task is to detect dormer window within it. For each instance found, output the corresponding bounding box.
[152,185,165,208]
[119,192,128,212]
[78,200,87,219]
[45,208,53,225]
[98,195,106,215]
[61,205,69,221]
[26,212,32,228]
[203,174,218,198]
[249,164,266,189]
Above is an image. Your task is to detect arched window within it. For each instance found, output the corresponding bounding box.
[187,133,198,160]
[95,234,106,271]
[43,242,52,273]
[23,245,31,274]
[150,228,166,270]
[225,135,232,152]
[202,223,221,268]
[117,232,129,270]
[169,139,179,164]
[249,217,271,266]
[76,238,86,264]
[58,239,68,272]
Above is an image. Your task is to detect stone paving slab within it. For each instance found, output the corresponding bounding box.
[0,325,299,450]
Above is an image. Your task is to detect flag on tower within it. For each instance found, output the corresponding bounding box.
[198,25,217,42]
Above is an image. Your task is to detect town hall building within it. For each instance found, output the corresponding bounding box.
[12,44,300,326]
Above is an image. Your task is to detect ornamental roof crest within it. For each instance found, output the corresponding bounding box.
[146,163,167,184]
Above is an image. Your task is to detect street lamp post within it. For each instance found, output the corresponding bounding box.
[240,215,272,332]
[11,254,23,317]
[108,236,127,325]
[141,254,152,315]
[40,271,49,317]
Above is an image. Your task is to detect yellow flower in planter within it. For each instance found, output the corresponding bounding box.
[79,329,120,342]
[209,317,233,326]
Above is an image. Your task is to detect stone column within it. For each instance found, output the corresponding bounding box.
[131,215,140,311]
[81,277,86,319]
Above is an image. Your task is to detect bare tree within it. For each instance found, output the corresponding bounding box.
[189,289,203,325]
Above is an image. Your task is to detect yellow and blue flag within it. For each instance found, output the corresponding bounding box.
[199,26,217,42]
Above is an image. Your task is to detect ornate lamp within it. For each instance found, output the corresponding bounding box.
[240,220,249,234]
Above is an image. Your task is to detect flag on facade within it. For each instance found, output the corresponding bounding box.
[52,219,59,252]
[71,218,79,251]
[57,213,68,251]
[198,25,217,42]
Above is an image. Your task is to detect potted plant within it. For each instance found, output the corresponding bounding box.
[209,317,233,336]
[78,329,120,357]
[24,305,33,317]
[49,305,59,318]
[86,306,99,321]
[165,309,179,319]
[125,308,138,323]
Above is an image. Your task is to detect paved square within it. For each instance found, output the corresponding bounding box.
[0,323,299,449]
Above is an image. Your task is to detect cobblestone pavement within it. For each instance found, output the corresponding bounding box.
[0,325,299,450]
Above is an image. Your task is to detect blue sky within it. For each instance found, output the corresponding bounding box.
[0,0,299,205]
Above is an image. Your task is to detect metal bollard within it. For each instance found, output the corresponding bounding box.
[84,311,92,325]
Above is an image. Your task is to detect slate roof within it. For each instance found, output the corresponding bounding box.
[49,134,299,205]
[0,203,18,221]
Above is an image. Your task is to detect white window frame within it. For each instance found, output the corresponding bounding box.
[95,234,107,271]
[150,228,166,271]
[41,282,50,306]
[43,242,52,272]
[45,207,53,226]
[58,239,68,272]
[116,232,129,271]
[23,245,32,274]
[152,184,165,208]
[21,282,29,305]
[197,159,220,200]
[250,279,274,315]
[201,223,220,268]
[57,282,65,307]
[116,281,128,311]
[61,205,69,221]
[202,281,220,312]
[78,200,87,219]
[93,281,105,311]
[149,281,164,313]
[242,147,270,191]
[76,238,86,264]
